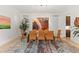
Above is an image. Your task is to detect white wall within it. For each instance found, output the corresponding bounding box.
[0,6,20,46]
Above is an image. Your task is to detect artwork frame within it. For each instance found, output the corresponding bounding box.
[0,15,11,29]
[32,17,49,30]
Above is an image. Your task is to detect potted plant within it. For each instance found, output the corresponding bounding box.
[19,18,29,40]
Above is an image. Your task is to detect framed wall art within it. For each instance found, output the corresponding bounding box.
[0,15,11,29]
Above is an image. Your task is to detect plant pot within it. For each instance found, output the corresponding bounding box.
[21,30,26,41]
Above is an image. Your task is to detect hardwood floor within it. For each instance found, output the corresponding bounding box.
[0,37,21,52]
[63,37,79,49]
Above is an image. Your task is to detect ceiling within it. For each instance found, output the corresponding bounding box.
[11,5,69,13]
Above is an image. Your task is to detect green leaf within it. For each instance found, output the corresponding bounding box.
[19,18,29,31]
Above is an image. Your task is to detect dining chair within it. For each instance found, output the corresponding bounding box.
[29,29,37,41]
[57,30,61,41]
[44,31,54,52]
[27,30,37,48]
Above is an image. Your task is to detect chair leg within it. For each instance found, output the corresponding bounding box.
[37,40,39,52]
[27,34,29,43]
[45,40,52,53]
[46,41,49,52]
[27,40,31,48]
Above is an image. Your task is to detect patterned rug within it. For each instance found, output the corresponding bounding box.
[6,40,79,53]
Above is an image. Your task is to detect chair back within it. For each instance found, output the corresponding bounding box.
[37,30,45,40]
[29,30,37,40]
[57,30,61,39]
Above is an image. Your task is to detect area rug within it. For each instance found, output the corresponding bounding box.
[6,40,79,53]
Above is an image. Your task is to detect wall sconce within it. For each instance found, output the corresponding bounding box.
[66,26,70,30]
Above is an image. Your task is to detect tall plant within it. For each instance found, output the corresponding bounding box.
[19,18,29,39]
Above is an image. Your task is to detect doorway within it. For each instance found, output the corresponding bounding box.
[66,16,71,37]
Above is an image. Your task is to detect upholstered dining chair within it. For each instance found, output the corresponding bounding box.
[45,31,54,52]
[27,30,37,48]
[36,30,46,53]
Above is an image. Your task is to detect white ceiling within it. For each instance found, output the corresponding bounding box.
[11,5,69,13]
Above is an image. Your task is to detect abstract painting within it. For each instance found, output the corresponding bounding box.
[0,15,11,29]
[32,17,48,30]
